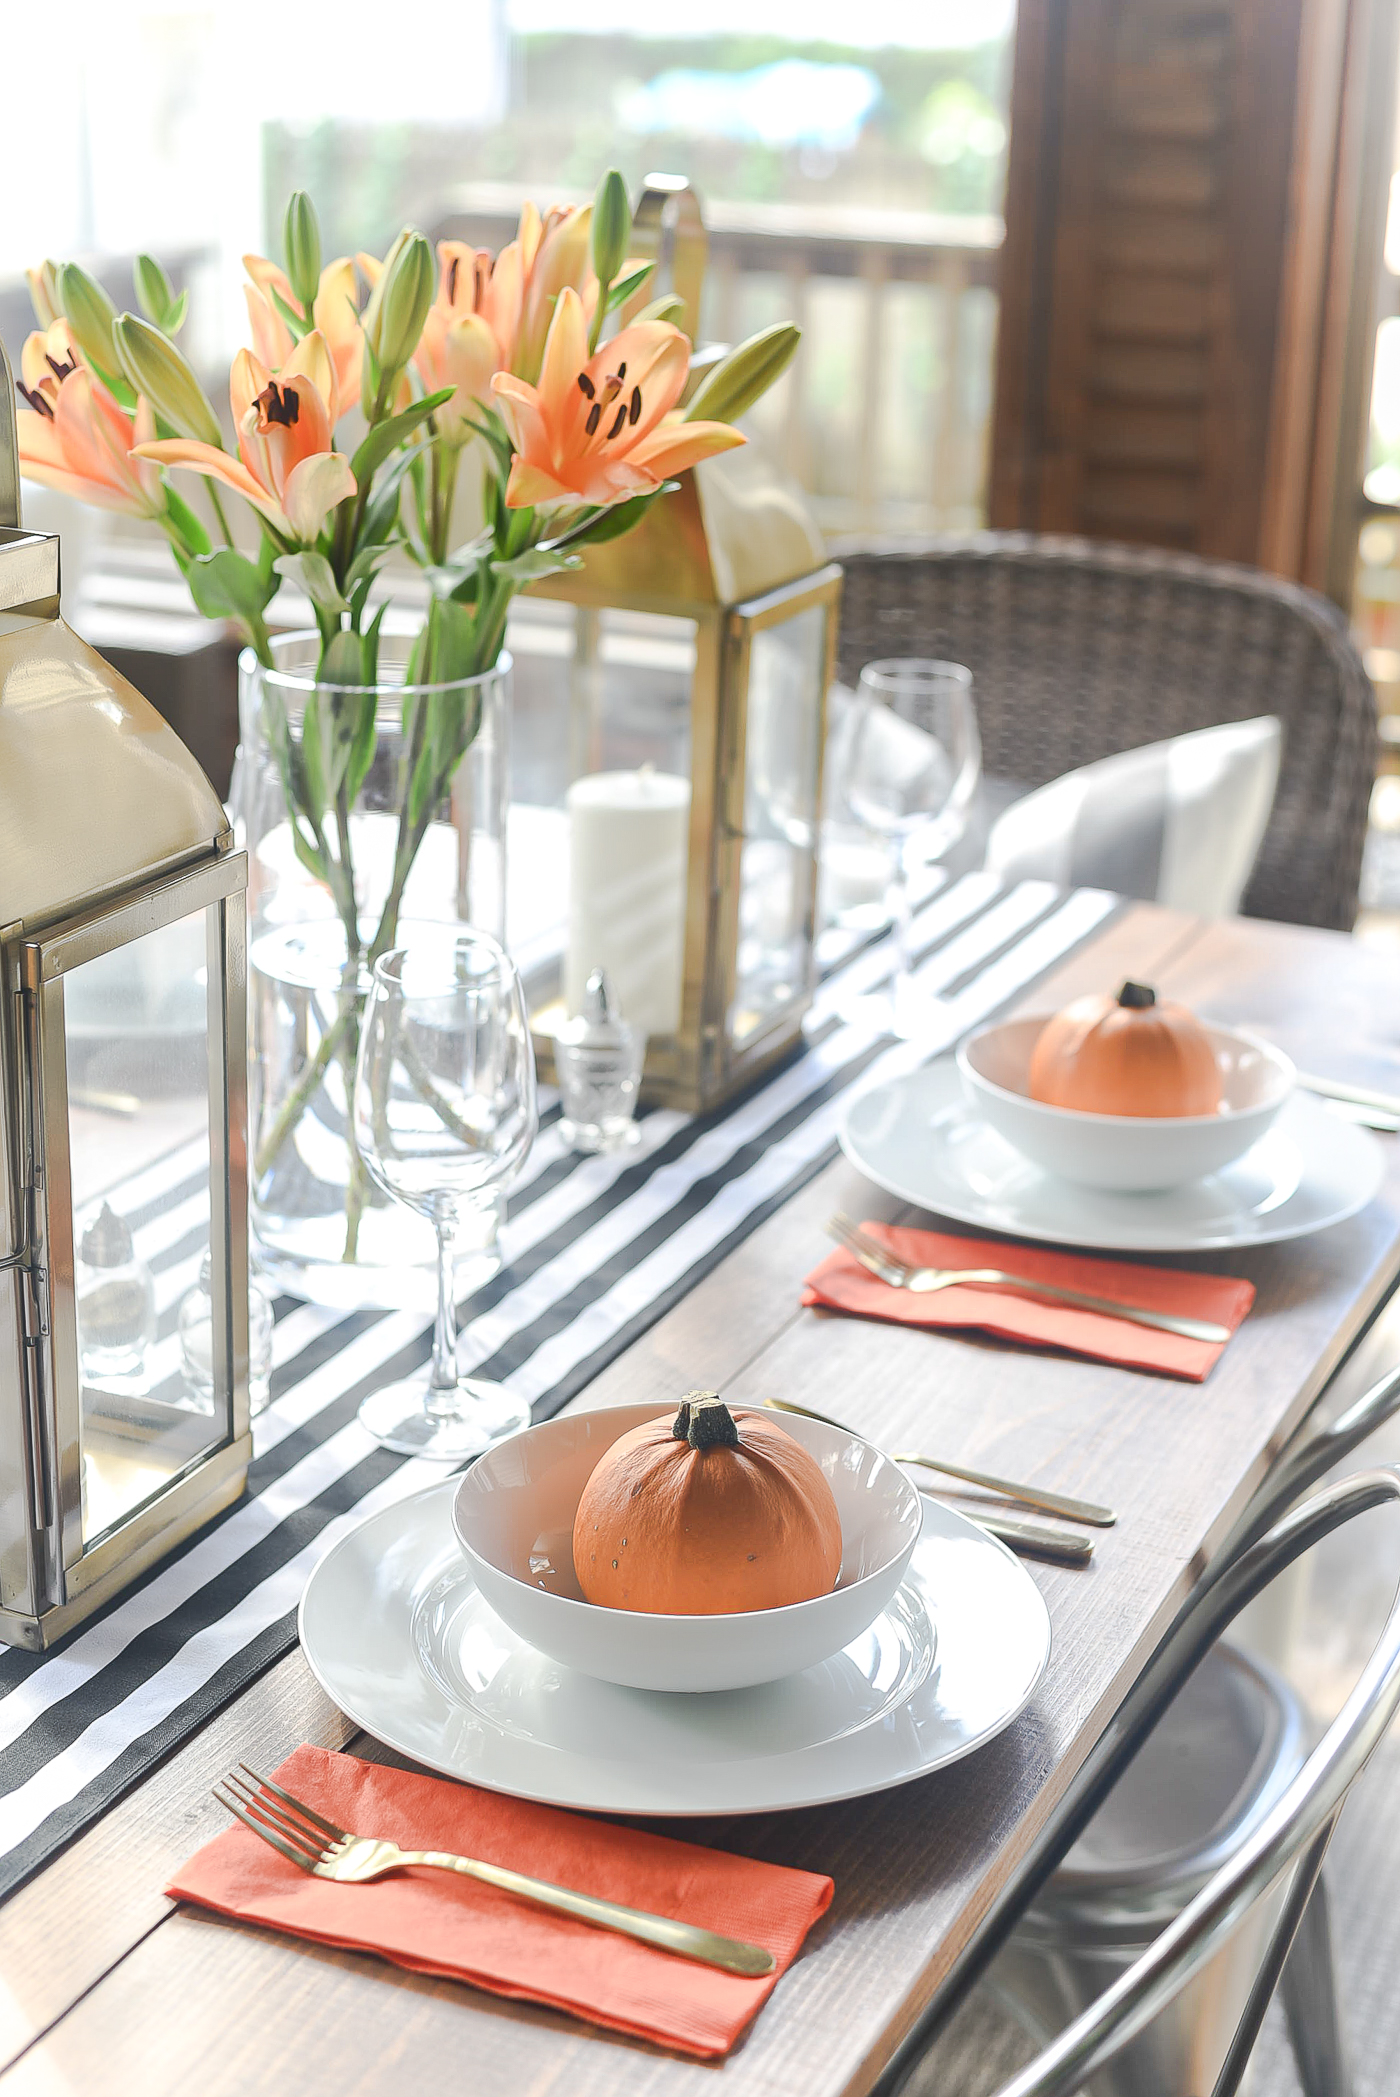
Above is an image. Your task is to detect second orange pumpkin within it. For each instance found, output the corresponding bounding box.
[1028,981,1222,1118]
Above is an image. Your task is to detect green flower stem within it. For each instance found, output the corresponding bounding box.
[207,483,236,549]
[253,1002,353,1181]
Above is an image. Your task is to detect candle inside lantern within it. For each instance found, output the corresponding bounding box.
[565,769,691,1035]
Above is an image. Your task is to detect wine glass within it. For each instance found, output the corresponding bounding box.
[842,658,981,1037]
[352,930,537,1460]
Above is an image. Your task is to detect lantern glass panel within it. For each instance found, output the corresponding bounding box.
[510,603,698,1037]
[729,603,826,1050]
[64,907,229,1545]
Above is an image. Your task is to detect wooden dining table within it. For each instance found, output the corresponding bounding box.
[4,900,1400,2097]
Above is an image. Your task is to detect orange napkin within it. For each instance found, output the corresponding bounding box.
[803,1222,1253,1381]
[167,1745,832,2058]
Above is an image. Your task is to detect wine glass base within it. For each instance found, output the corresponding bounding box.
[358,1376,531,1461]
[841,982,958,1043]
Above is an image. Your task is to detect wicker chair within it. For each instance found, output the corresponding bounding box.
[834,533,1378,932]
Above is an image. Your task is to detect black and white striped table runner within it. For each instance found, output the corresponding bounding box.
[0,872,1116,1897]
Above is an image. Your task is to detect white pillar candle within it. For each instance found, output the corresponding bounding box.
[565,769,691,1035]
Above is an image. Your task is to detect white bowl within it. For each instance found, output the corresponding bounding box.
[451,1401,924,1693]
[957,1017,1295,1193]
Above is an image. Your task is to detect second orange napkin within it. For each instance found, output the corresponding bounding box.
[168,1745,832,2058]
[803,1222,1254,1381]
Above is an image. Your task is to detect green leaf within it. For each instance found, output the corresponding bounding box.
[184,547,277,652]
[343,541,393,598]
[319,625,367,687]
[407,730,439,829]
[459,405,515,485]
[562,483,676,547]
[299,692,330,826]
[275,550,350,619]
[604,262,655,314]
[161,481,212,558]
[349,389,454,493]
[269,283,309,341]
[360,601,390,696]
[488,546,582,586]
[165,287,189,335]
[345,684,379,807]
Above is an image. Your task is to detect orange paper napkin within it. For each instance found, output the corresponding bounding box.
[803,1222,1254,1381]
[167,1745,832,2058]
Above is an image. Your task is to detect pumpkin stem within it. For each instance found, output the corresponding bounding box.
[1117,981,1157,1009]
[674,1391,739,1450]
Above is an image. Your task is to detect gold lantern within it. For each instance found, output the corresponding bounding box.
[0,348,250,1649]
[524,280,841,1111]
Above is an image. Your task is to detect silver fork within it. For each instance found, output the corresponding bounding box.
[214,1765,775,1977]
[827,1213,1231,1345]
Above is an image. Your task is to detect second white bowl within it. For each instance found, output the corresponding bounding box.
[957,1017,1295,1192]
[452,1401,923,1693]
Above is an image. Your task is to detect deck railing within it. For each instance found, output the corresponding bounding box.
[432,184,1004,541]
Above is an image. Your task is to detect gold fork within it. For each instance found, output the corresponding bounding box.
[827,1213,1231,1345]
[214,1765,775,1978]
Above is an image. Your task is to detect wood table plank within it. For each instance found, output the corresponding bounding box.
[18,901,1381,2097]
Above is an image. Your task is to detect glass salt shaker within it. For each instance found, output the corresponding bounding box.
[75,1201,155,1393]
[554,970,646,1153]
[178,1248,274,1416]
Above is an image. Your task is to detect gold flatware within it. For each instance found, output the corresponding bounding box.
[827,1213,1231,1346]
[215,1766,776,1978]
[1298,1071,1400,1131]
[765,1396,1113,1528]
[762,1399,1095,1566]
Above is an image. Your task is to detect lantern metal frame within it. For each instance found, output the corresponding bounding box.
[0,353,251,1650]
[530,457,842,1113]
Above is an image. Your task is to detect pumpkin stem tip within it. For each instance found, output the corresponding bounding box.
[1117,980,1157,1009]
[678,1392,739,1450]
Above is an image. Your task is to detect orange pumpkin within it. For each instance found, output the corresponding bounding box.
[1028,981,1222,1118]
[572,1393,842,1615]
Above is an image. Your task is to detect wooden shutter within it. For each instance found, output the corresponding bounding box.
[990,0,1398,594]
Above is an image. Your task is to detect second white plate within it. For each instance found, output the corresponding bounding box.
[299,1478,1052,1817]
[839,1060,1385,1253]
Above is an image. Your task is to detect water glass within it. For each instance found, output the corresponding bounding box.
[352,930,537,1460]
[843,658,981,1036]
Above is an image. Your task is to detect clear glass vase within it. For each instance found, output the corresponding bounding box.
[236,629,510,1309]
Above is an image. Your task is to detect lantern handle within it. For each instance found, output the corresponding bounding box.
[629,176,709,344]
[0,335,20,531]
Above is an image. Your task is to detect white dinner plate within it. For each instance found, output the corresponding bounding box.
[299,1478,1052,1817]
[840,1059,1385,1253]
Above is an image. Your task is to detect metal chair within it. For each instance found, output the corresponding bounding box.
[834,534,1377,930]
[888,1463,1400,2097]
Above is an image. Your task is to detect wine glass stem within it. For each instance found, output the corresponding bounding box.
[889,836,915,992]
[427,1219,459,1411]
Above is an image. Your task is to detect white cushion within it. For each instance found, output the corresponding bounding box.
[984,717,1282,916]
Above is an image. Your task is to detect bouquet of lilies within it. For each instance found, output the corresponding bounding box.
[16,174,797,1254]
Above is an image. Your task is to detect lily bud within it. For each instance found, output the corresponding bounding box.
[284,192,322,316]
[367,230,434,384]
[683,322,801,426]
[635,291,687,327]
[590,169,631,293]
[112,315,223,448]
[134,254,175,328]
[26,260,62,330]
[57,264,119,378]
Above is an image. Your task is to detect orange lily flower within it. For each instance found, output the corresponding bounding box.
[15,324,163,517]
[134,332,355,543]
[243,253,364,422]
[491,287,744,512]
[510,202,598,385]
[412,241,504,444]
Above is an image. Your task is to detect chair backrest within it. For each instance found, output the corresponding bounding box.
[971,1467,1400,2097]
[834,534,1377,931]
